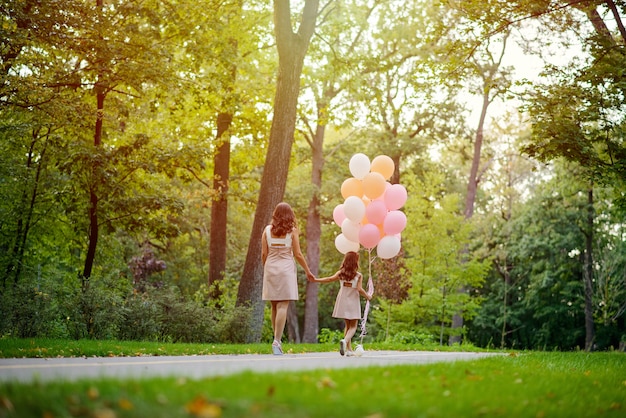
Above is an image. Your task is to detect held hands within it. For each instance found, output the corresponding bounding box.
[306,272,316,282]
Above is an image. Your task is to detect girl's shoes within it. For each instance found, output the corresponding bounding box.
[272,340,283,355]
[346,350,355,357]
[339,339,346,356]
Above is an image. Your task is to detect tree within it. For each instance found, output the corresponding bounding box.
[296,0,384,343]
[451,32,513,344]
[373,171,489,344]
[236,0,320,342]
[521,1,626,350]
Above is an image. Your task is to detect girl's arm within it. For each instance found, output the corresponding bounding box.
[314,271,341,283]
[356,273,372,300]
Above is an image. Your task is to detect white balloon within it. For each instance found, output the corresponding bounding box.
[349,153,370,180]
[341,219,361,243]
[343,196,366,223]
[376,235,401,259]
[335,234,360,254]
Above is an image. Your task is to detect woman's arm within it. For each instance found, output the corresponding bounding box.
[261,229,268,265]
[356,273,372,300]
[291,227,314,280]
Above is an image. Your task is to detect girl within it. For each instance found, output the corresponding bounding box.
[314,251,372,356]
[262,202,315,355]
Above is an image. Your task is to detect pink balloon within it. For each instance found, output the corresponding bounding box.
[365,200,387,225]
[333,204,346,226]
[384,184,408,210]
[383,210,407,235]
[377,235,401,259]
[359,223,381,249]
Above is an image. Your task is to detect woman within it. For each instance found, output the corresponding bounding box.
[262,202,315,355]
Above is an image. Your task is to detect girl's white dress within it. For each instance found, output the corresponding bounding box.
[332,272,363,320]
[262,225,298,301]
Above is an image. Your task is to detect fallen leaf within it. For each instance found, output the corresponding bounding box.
[87,387,100,400]
[317,376,336,389]
[92,408,116,418]
[0,397,14,411]
[185,395,222,418]
[118,398,133,410]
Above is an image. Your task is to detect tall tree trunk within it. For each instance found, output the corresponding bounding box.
[82,81,105,287]
[3,129,47,287]
[208,111,232,299]
[302,121,324,343]
[583,187,595,351]
[82,0,106,287]
[573,1,615,44]
[286,300,301,342]
[235,0,319,343]
[450,89,490,345]
[208,4,239,300]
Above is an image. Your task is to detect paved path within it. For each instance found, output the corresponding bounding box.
[0,351,501,383]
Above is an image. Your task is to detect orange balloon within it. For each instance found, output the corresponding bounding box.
[341,177,363,199]
[370,155,395,180]
[362,172,386,199]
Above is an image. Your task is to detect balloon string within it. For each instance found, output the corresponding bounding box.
[359,249,375,342]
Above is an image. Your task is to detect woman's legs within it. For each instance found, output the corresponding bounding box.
[273,300,289,343]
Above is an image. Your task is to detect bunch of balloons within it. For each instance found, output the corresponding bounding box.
[333,153,408,259]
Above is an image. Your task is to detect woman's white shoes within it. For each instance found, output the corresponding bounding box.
[272,341,283,355]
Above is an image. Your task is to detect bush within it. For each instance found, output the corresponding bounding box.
[318,328,344,344]
[0,279,63,338]
[60,279,124,340]
[154,286,216,343]
[390,330,436,345]
[117,294,160,341]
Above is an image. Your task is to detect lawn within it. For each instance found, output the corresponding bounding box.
[0,339,624,417]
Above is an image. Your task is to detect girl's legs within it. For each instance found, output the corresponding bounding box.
[344,319,358,351]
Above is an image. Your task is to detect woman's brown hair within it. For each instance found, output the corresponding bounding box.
[338,251,359,281]
[271,202,297,236]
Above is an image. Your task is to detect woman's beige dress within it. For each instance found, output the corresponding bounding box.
[332,273,363,320]
[262,225,298,301]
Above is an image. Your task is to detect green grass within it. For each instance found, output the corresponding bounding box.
[1,352,624,417]
[0,337,487,358]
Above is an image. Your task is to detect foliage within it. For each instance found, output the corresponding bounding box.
[316,328,344,344]
[469,161,626,350]
[390,330,437,345]
[371,171,490,344]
